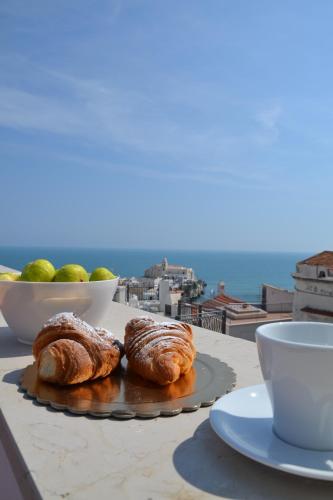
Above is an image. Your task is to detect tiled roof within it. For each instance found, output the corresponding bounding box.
[201,292,244,311]
[298,251,333,267]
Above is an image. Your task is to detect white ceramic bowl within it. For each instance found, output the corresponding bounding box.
[0,277,119,344]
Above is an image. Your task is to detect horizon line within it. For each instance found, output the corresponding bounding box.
[0,245,317,255]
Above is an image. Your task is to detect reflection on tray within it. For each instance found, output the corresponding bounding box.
[28,367,121,411]
[124,364,196,403]
[23,361,196,406]
[20,353,236,417]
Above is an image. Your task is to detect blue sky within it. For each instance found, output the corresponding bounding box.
[0,0,332,252]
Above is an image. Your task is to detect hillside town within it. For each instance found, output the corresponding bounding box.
[114,257,206,316]
[113,251,333,342]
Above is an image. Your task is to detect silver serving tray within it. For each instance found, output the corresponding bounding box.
[20,352,236,419]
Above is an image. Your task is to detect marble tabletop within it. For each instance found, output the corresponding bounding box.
[1,302,333,500]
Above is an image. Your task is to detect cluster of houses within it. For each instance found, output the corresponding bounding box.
[113,251,333,341]
[113,257,206,317]
[197,251,333,340]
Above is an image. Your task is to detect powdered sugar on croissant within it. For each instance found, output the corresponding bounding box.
[33,312,123,385]
[124,316,196,385]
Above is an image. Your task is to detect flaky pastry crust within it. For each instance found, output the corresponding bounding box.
[124,316,196,385]
[33,313,123,385]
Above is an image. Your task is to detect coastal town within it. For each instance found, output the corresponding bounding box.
[113,251,333,342]
[114,257,206,316]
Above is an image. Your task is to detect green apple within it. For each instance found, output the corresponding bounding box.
[0,272,20,281]
[53,264,89,282]
[20,259,56,282]
[89,267,116,281]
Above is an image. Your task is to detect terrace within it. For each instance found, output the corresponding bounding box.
[178,301,292,341]
[0,270,332,499]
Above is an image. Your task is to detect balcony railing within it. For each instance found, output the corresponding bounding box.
[178,310,226,333]
[176,301,293,334]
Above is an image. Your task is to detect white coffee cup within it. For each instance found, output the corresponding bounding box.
[256,321,333,450]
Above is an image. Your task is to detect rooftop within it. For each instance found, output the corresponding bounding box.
[298,250,333,267]
[229,311,292,325]
[201,292,243,311]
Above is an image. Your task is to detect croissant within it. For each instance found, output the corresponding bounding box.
[33,312,123,385]
[124,316,196,385]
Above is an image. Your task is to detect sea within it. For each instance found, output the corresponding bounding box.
[0,247,309,304]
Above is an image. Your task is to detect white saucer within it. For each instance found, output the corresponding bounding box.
[210,383,333,481]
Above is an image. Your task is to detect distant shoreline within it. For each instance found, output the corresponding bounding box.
[0,247,304,303]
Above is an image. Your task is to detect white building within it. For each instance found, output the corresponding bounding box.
[293,251,333,322]
[262,284,294,313]
[113,285,126,304]
[144,257,195,281]
[114,277,182,317]
[159,279,183,317]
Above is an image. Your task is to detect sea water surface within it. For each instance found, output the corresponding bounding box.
[0,247,308,303]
